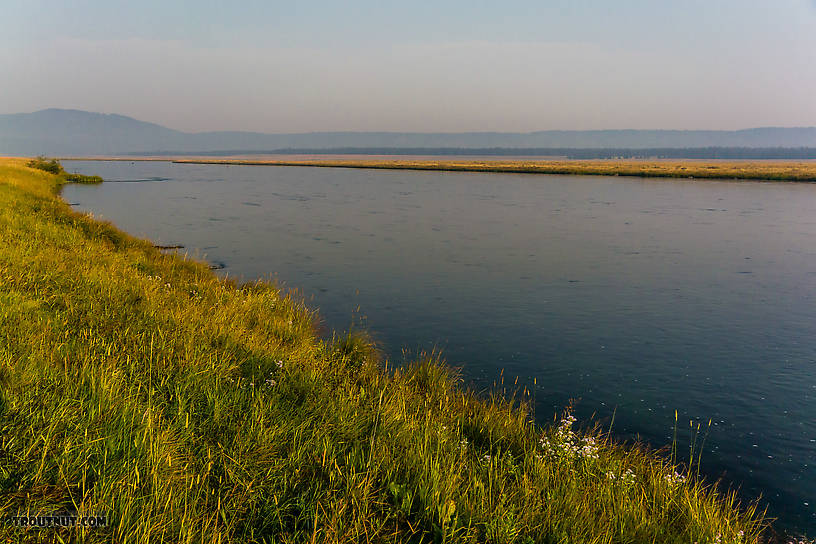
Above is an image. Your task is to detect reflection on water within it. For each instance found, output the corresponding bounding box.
[63,160,816,535]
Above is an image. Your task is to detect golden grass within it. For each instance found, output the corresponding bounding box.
[170,158,816,182]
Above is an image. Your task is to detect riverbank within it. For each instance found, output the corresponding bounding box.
[0,157,775,542]
[168,157,816,182]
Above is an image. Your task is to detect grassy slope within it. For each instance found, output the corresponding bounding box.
[171,158,816,182]
[0,158,766,543]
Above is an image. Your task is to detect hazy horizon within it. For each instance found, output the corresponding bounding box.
[3,1,816,133]
[12,108,816,136]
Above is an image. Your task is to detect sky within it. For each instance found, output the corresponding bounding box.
[3,0,816,133]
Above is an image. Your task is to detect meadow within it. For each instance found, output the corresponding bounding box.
[0,157,782,542]
[170,158,816,182]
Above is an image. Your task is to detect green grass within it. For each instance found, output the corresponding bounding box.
[0,157,775,543]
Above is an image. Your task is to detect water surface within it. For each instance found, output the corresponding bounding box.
[63,160,816,534]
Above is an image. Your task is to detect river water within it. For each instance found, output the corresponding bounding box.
[63,160,816,534]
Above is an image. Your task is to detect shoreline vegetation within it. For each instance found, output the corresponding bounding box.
[27,155,103,184]
[0,156,802,542]
[166,158,816,182]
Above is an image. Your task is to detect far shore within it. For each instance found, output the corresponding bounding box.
[58,155,816,182]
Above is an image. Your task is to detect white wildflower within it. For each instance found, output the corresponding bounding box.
[664,470,686,485]
[538,411,599,462]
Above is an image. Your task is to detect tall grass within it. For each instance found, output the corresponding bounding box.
[0,157,777,542]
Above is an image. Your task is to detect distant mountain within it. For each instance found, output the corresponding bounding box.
[2,108,816,156]
[0,109,184,155]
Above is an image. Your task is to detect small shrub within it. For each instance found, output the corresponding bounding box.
[26,155,64,175]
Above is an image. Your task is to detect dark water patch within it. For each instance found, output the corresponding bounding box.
[103,176,171,183]
[270,192,310,202]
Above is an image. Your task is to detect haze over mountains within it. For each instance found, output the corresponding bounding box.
[3,109,816,156]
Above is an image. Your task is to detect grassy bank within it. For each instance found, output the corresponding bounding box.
[170,158,816,182]
[0,157,771,543]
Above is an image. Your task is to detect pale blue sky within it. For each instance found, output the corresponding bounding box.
[3,0,815,132]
